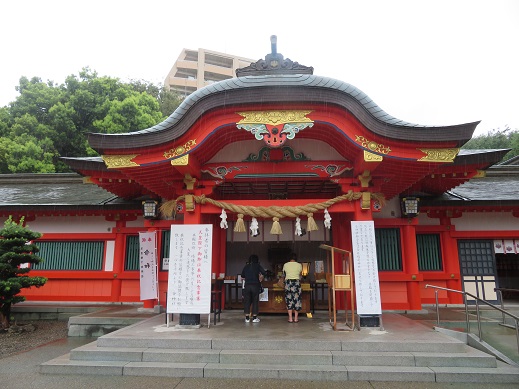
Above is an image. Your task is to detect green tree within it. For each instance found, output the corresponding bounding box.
[93,92,164,133]
[462,126,519,162]
[0,217,47,329]
[0,67,182,174]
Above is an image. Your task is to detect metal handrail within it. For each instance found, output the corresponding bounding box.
[495,288,519,326]
[425,284,519,353]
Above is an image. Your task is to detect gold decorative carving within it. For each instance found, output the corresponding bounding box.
[171,155,189,166]
[185,194,195,211]
[358,170,371,188]
[355,136,391,154]
[361,192,371,210]
[102,155,139,168]
[236,110,313,125]
[418,148,459,162]
[183,174,197,190]
[363,150,383,162]
[163,140,196,159]
[473,170,486,178]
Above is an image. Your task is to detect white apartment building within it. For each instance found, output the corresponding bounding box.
[164,48,254,97]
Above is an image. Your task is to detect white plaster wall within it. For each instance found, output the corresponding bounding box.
[126,217,146,228]
[417,213,441,226]
[373,197,401,219]
[25,216,114,233]
[453,212,519,231]
[104,240,115,271]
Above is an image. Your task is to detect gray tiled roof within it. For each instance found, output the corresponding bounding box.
[423,164,519,204]
[450,176,519,201]
[0,174,137,207]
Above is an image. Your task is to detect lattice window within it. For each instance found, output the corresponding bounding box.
[125,235,139,271]
[458,240,495,276]
[375,228,402,271]
[417,234,443,271]
[35,241,104,270]
[161,229,171,271]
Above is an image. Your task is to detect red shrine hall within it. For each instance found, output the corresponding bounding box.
[2,38,518,313]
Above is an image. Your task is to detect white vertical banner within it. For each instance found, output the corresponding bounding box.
[139,231,158,300]
[503,240,517,254]
[167,224,213,314]
[493,240,505,254]
[351,221,382,315]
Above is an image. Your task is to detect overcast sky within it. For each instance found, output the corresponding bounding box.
[2,0,518,136]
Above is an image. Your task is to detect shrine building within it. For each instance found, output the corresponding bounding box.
[1,37,518,312]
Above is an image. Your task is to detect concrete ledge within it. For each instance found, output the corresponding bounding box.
[413,350,497,368]
[332,351,415,366]
[346,365,435,382]
[432,366,519,383]
[40,355,126,376]
[277,365,349,381]
[97,337,213,349]
[219,349,333,365]
[143,349,220,363]
[341,340,465,353]
[68,316,144,336]
[203,363,279,379]
[70,343,146,362]
[211,338,342,351]
[124,362,205,377]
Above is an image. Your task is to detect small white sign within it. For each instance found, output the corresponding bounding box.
[167,224,212,314]
[162,257,169,270]
[351,221,382,315]
[259,288,268,301]
[139,232,158,300]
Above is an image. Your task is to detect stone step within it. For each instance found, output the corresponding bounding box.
[40,359,519,383]
[69,343,497,368]
[96,336,213,349]
[340,340,466,353]
[96,336,466,353]
[333,348,497,368]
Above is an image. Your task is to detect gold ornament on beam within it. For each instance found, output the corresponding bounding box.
[307,213,318,232]
[102,155,139,168]
[270,217,282,235]
[234,214,246,232]
[417,148,459,163]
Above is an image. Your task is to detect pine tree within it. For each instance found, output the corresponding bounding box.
[0,216,47,329]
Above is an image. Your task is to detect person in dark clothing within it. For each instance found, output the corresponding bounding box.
[241,254,267,323]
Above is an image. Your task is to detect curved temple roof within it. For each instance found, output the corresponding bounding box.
[88,40,479,153]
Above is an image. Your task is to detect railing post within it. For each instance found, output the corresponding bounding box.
[497,289,505,325]
[476,299,482,340]
[464,294,470,334]
[428,284,519,353]
[434,290,440,325]
[515,319,519,354]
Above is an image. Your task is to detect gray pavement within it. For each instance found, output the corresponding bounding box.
[2,304,519,388]
[1,322,518,388]
[1,335,519,389]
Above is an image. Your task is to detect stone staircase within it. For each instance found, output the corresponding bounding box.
[40,312,519,383]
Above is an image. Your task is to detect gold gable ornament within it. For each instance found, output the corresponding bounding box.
[102,155,139,168]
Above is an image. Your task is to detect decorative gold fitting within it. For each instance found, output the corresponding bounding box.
[360,192,371,209]
[185,194,195,211]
